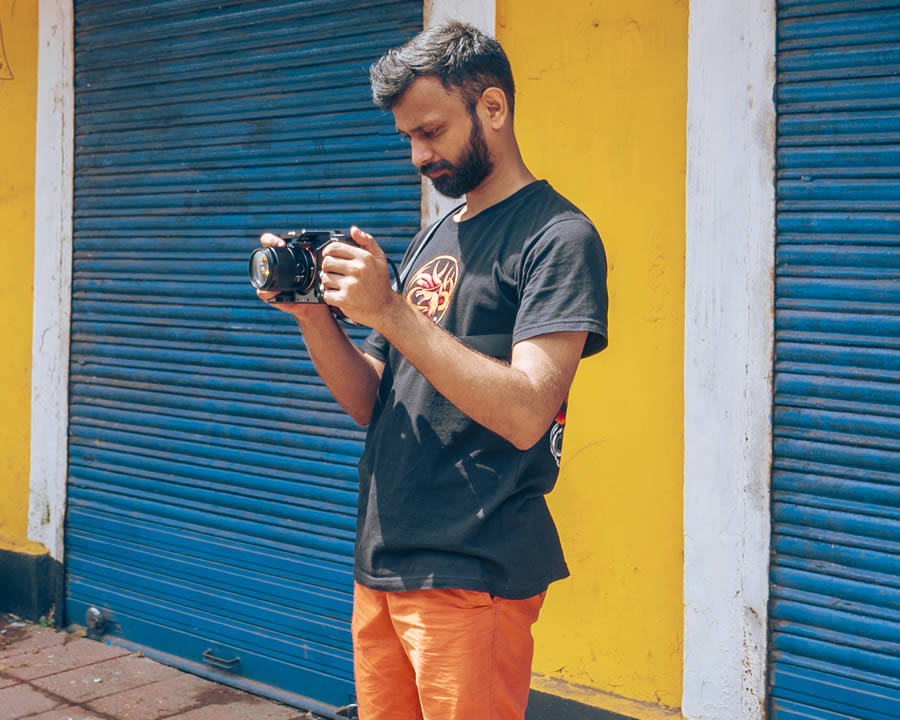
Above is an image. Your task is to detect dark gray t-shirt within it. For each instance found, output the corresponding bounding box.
[357,180,608,599]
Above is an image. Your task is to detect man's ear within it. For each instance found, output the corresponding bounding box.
[479,87,509,130]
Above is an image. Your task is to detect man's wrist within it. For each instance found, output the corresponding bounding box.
[372,290,413,340]
[292,303,337,330]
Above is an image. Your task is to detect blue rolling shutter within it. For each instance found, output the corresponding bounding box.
[770,2,900,719]
[66,1,421,714]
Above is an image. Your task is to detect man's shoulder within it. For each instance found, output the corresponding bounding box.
[513,181,598,240]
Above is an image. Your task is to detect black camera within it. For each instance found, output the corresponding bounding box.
[249,229,355,304]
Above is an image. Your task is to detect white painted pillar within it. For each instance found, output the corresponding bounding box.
[421,0,496,225]
[28,0,74,561]
[683,1,776,719]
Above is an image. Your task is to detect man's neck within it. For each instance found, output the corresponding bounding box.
[457,154,537,221]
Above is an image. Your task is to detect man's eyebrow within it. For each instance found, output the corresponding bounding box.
[396,121,441,137]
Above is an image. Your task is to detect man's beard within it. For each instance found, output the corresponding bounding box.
[420,114,493,199]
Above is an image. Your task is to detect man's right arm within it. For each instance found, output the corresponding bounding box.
[256,233,384,426]
[290,305,384,426]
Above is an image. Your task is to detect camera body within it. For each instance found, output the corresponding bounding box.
[249,229,355,304]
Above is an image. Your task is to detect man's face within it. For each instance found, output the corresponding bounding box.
[393,76,494,198]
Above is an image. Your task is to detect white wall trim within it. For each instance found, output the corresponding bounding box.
[683,1,776,719]
[28,0,74,561]
[421,0,495,226]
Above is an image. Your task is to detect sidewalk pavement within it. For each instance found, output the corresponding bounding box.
[0,615,325,720]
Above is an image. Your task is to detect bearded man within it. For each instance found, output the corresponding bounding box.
[257,22,608,720]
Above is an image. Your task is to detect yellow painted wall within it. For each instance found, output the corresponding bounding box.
[497,0,688,710]
[0,0,42,554]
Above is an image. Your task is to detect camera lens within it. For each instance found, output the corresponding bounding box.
[249,247,281,290]
[248,245,318,292]
[249,249,272,289]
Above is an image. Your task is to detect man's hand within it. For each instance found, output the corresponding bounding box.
[319,227,400,328]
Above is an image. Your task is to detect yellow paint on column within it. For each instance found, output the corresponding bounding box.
[0,0,39,551]
[497,0,687,709]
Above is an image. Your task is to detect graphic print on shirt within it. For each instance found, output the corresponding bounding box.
[405,254,460,323]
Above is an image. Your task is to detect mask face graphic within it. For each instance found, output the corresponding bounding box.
[406,255,460,324]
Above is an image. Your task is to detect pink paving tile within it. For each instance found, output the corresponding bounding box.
[88,672,233,719]
[30,653,181,706]
[0,625,65,660]
[161,684,304,720]
[0,659,24,689]
[2,638,129,682]
[0,682,62,719]
[13,708,108,720]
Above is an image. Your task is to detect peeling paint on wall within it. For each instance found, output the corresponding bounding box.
[0,22,14,79]
[682,1,775,719]
[27,0,74,561]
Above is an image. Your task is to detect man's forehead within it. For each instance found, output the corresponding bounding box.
[392,76,467,130]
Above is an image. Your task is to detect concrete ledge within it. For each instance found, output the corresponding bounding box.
[529,675,682,720]
[527,690,636,720]
[0,549,63,624]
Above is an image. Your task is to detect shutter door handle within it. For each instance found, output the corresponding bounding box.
[202,648,240,671]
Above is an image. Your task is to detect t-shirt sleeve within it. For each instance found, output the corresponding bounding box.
[514,218,609,357]
[361,327,389,362]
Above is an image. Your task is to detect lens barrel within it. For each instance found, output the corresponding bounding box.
[248,245,316,292]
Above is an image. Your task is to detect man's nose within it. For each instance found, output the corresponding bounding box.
[410,139,433,168]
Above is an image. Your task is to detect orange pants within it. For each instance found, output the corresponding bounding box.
[351,582,546,720]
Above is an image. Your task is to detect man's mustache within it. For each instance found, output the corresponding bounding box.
[419,160,455,177]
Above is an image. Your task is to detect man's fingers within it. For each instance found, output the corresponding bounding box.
[256,288,295,304]
[349,226,385,259]
[259,232,285,247]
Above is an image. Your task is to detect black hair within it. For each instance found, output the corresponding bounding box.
[369,21,515,115]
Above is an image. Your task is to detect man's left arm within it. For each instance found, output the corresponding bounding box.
[378,301,586,450]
